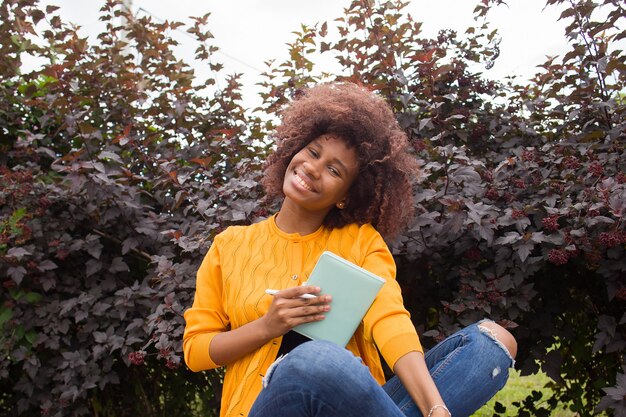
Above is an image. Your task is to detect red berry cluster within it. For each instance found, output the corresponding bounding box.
[548,249,569,265]
[485,188,499,200]
[616,287,626,301]
[522,150,537,162]
[550,182,566,193]
[128,351,145,366]
[511,178,526,189]
[511,209,527,220]
[486,291,503,303]
[55,248,70,261]
[482,170,494,183]
[542,214,560,232]
[588,162,604,177]
[598,232,625,248]
[563,156,581,170]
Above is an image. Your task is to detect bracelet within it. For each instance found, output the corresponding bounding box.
[427,404,451,417]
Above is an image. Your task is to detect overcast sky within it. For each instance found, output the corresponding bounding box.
[39,0,570,106]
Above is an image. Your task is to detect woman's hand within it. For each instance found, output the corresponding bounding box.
[260,286,332,339]
[209,286,331,366]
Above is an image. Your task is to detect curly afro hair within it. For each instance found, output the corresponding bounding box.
[262,82,419,240]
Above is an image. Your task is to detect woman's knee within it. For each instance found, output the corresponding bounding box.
[282,341,372,389]
[478,321,517,359]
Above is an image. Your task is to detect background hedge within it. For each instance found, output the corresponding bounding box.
[1,0,624,416]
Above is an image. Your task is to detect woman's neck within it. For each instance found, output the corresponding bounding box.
[275,201,329,236]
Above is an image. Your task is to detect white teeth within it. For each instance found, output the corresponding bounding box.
[295,172,313,191]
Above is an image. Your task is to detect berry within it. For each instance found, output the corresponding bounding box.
[485,188,499,200]
[542,215,559,232]
[548,249,569,265]
[598,232,624,248]
[512,178,526,189]
[486,291,502,303]
[564,156,581,170]
[550,182,566,193]
[589,162,604,177]
[522,150,536,162]
[128,351,145,366]
[511,209,527,220]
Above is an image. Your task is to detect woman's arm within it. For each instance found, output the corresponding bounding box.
[209,285,331,366]
[394,352,450,417]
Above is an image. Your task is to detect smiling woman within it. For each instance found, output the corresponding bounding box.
[262,83,419,239]
[182,82,517,417]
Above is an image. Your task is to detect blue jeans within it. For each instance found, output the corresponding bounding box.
[249,321,515,417]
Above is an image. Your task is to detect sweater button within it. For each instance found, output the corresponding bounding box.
[291,274,298,280]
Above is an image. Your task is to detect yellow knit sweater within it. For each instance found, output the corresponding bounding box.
[183,215,422,417]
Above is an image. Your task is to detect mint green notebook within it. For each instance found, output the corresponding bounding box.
[293,251,386,347]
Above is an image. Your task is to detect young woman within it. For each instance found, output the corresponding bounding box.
[183,83,517,417]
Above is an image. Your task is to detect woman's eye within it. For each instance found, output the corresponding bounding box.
[328,166,340,177]
[308,148,318,158]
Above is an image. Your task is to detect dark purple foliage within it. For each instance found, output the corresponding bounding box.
[1,0,625,417]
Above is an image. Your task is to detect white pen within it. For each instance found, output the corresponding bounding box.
[265,289,317,299]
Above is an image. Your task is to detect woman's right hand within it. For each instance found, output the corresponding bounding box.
[260,286,332,339]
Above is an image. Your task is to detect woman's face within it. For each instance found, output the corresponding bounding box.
[282,134,359,215]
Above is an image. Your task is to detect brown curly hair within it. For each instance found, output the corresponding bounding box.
[262,82,419,240]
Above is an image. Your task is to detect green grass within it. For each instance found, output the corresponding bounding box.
[471,370,578,417]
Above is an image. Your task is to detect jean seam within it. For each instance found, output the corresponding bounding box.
[387,379,403,399]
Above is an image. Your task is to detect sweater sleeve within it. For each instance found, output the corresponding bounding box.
[183,235,229,372]
[359,226,423,370]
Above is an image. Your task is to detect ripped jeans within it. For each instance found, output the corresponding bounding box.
[249,321,515,417]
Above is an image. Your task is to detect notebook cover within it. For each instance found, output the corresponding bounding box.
[293,251,385,347]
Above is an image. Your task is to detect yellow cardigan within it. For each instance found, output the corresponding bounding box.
[183,215,422,417]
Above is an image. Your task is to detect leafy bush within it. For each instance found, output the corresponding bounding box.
[1,1,266,415]
[1,0,624,416]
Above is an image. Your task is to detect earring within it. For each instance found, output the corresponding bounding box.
[336,201,345,209]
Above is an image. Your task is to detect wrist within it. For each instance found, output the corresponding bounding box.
[256,315,273,341]
[427,404,451,417]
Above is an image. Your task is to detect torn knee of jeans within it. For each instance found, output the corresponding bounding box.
[262,354,287,388]
[478,323,516,369]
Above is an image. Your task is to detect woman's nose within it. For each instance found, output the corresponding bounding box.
[302,160,321,179]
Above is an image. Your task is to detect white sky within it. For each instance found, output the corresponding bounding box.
[39,0,570,107]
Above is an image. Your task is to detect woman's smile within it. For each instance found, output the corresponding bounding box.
[293,170,316,192]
